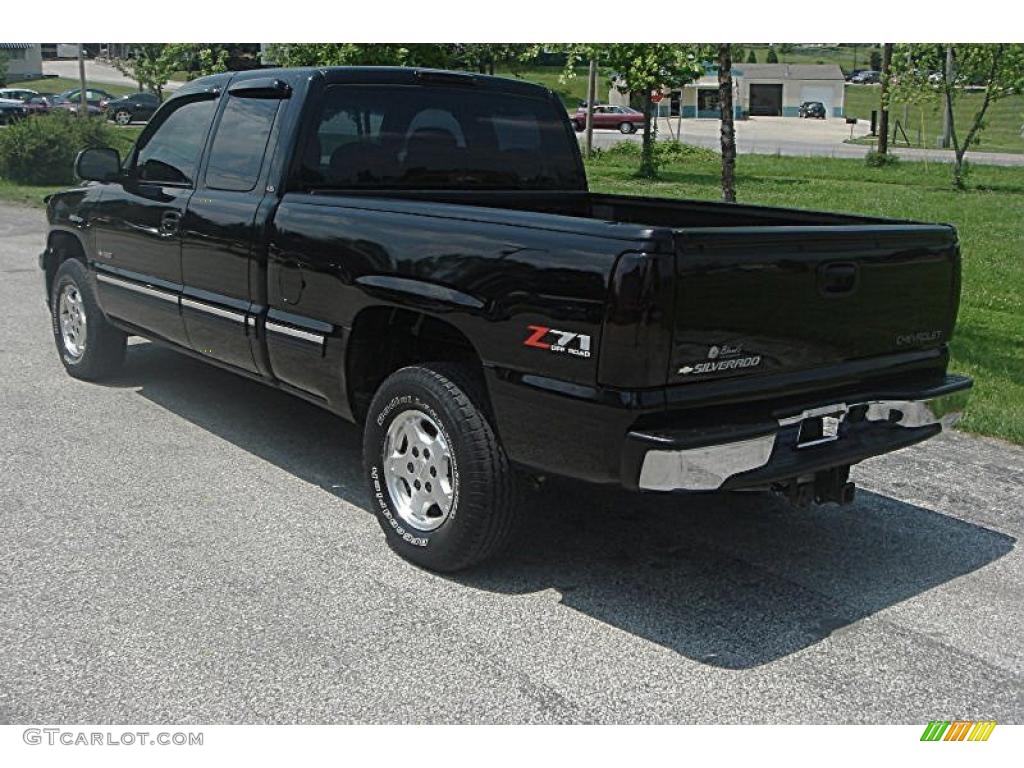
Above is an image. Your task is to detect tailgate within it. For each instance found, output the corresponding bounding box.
[669,224,960,385]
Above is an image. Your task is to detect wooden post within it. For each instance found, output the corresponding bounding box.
[584,58,597,159]
[877,43,893,155]
[77,44,88,117]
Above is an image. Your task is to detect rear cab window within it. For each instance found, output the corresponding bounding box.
[294,84,583,191]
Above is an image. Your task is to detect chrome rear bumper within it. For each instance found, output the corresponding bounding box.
[634,375,971,492]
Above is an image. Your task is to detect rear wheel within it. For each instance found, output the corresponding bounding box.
[50,259,126,380]
[619,121,636,134]
[362,364,520,572]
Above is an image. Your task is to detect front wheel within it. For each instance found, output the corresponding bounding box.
[113,109,132,126]
[362,364,520,572]
[619,121,637,134]
[50,259,126,380]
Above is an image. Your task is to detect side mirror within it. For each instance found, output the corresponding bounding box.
[75,147,121,182]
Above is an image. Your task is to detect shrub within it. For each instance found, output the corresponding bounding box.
[590,140,718,175]
[864,149,901,168]
[0,112,118,185]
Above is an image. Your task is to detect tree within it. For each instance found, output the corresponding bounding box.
[564,44,703,178]
[891,44,1024,188]
[266,43,456,69]
[746,49,757,64]
[113,44,229,99]
[0,52,8,87]
[877,43,893,156]
[766,47,779,64]
[870,50,882,71]
[718,45,737,202]
[457,44,539,75]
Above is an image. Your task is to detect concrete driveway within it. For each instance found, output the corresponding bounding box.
[584,115,1024,167]
[0,203,1021,723]
[43,58,185,92]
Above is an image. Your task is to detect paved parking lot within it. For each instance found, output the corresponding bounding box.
[0,203,1021,723]
[585,115,1024,166]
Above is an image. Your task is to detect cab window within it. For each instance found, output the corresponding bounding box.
[132,97,217,186]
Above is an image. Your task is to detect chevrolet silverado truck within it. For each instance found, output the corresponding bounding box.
[42,67,971,571]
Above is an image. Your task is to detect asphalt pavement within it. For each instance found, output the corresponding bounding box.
[585,116,1024,167]
[0,203,1021,723]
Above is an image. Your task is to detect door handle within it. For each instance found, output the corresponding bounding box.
[818,262,858,296]
[160,210,181,235]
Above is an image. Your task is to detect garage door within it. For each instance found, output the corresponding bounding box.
[749,84,783,116]
[799,86,835,116]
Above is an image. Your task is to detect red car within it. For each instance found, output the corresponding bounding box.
[571,104,644,134]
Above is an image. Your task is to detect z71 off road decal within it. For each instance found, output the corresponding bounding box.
[523,325,592,358]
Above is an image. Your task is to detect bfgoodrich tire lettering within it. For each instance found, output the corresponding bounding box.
[362,364,520,572]
[50,259,126,380]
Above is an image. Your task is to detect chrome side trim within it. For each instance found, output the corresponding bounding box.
[265,320,324,346]
[96,272,178,304]
[181,297,246,323]
[639,434,777,491]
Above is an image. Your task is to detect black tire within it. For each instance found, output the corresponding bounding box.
[362,363,520,572]
[619,122,636,134]
[114,109,132,126]
[50,259,126,380]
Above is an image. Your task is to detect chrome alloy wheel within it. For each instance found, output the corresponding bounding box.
[58,284,88,360]
[383,409,455,531]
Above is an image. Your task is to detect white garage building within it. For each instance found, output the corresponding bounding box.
[738,63,846,118]
[609,63,846,119]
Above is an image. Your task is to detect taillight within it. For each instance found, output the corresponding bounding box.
[597,251,675,388]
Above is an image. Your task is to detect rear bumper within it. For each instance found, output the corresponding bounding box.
[625,374,971,492]
[485,368,966,489]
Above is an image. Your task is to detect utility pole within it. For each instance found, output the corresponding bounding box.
[584,58,597,159]
[941,45,954,148]
[77,44,88,117]
[877,43,893,155]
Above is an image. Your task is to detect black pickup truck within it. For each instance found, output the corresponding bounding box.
[43,67,971,571]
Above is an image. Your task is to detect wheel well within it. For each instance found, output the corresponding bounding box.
[346,307,485,423]
[44,231,87,296]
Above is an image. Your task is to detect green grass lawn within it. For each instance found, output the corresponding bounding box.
[6,77,138,98]
[493,65,590,107]
[586,150,1024,445]
[845,85,1024,154]
[740,44,882,71]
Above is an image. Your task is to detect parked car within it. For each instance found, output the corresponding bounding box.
[22,94,56,115]
[46,67,972,572]
[0,98,28,124]
[850,70,880,84]
[51,101,105,117]
[104,92,161,125]
[571,104,643,133]
[0,88,39,102]
[844,69,865,82]
[51,88,116,109]
[798,101,827,119]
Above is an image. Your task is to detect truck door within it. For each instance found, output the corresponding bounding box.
[91,93,218,347]
[179,81,289,374]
